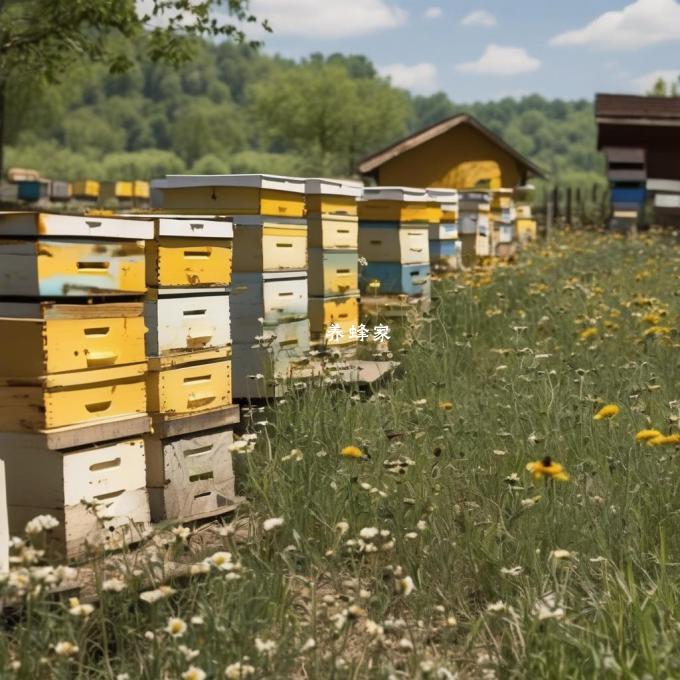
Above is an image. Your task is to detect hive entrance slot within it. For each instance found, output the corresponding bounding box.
[89,458,121,472]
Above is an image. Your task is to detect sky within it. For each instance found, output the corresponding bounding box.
[244,0,680,102]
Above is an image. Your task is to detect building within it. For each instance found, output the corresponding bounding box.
[357,113,546,189]
[596,94,680,227]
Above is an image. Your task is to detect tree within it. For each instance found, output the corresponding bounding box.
[0,0,269,176]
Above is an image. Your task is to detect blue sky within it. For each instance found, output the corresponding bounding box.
[246,0,680,102]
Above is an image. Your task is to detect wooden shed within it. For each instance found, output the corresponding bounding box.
[596,94,680,180]
[357,114,545,189]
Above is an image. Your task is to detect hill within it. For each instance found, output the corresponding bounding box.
[4,40,604,185]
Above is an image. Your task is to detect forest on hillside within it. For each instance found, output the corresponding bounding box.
[4,39,604,188]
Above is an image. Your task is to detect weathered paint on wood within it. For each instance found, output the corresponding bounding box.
[144,292,231,356]
[0,238,146,297]
[358,227,429,265]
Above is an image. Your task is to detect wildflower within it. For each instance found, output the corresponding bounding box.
[172,526,191,541]
[340,445,364,459]
[365,619,384,638]
[504,472,520,485]
[549,549,574,560]
[139,585,176,604]
[206,551,233,570]
[335,521,349,535]
[439,401,454,410]
[398,637,414,651]
[255,638,277,654]
[179,646,200,662]
[182,667,207,680]
[641,312,661,325]
[635,429,662,442]
[416,520,427,531]
[301,638,316,652]
[644,325,672,337]
[54,641,79,657]
[397,576,415,596]
[500,566,523,577]
[359,527,379,540]
[579,327,598,342]
[225,662,255,679]
[25,514,59,535]
[68,597,94,618]
[649,433,680,446]
[263,517,284,532]
[520,495,541,508]
[144,631,155,641]
[102,578,126,593]
[533,597,565,621]
[593,404,620,420]
[165,617,187,638]
[525,457,569,482]
[486,600,507,613]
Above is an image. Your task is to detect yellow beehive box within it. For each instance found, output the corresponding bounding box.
[233,217,307,273]
[305,178,362,216]
[308,249,358,297]
[0,305,145,377]
[133,180,150,199]
[427,188,459,223]
[307,214,358,250]
[145,217,234,288]
[0,363,147,432]
[151,174,306,217]
[147,357,232,415]
[309,296,359,345]
[516,218,537,241]
[72,180,100,199]
[359,186,430,223]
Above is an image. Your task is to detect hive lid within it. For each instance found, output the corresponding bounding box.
[305,178,363,198]
[426,188,459,204]
[159,174,307,193]
[360,186,430,203]
[0,211,154,239]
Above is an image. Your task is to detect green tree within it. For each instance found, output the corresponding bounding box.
[0,0,268,176]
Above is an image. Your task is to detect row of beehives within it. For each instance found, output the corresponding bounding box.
[3,170,150,206]
[0,210,240,560]
[0,175,537,561]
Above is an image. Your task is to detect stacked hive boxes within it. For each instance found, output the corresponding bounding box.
[604,147,646,230]
[490,189,516,258]
[0,211,154,558]
[100,181,151,209]
[358,187,431,307]
[141,215,240,522]
[150,174,310,400]
[514,185,537,244]
[647,179,680,226]
[458,191,491,265]
[72,180,100,202]
[426,188,461,272]
[305,179,362,350]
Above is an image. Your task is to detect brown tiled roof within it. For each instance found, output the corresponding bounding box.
[357,113,546,178]
[596,93,680,120]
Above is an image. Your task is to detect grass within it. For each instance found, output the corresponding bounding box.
[1,228,679,679]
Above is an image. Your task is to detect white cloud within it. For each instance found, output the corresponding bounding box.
[424,6,442,19]
[461,9,497,27]
[549,0,680,51]
[631,69,680,92]
[378,62,439,94]
[456,45,541,76]
[249,0,407,38]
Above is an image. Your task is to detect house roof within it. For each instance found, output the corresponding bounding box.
[357,113,547,179]
[595,93,680,121]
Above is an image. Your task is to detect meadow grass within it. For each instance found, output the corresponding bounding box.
[0,229,679,679]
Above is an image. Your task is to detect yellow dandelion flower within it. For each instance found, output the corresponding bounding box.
[340,445,364,459]
[649,434,680,446]
[579,327,598,342]
[594,404,620,420]
[525,457,569,482]
[641,312,661,325]
[439,401,454,410]
[644,326,672,337]
[635,429,662,442]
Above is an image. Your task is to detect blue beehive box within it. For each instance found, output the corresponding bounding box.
[429,240,457,259]
[360,262,430,297]
[17,180,48,202]
[611,186,645,205]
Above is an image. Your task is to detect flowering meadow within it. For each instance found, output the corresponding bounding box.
[1,229,679,679]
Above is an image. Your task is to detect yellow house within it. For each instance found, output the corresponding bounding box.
[358,114,546,189]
